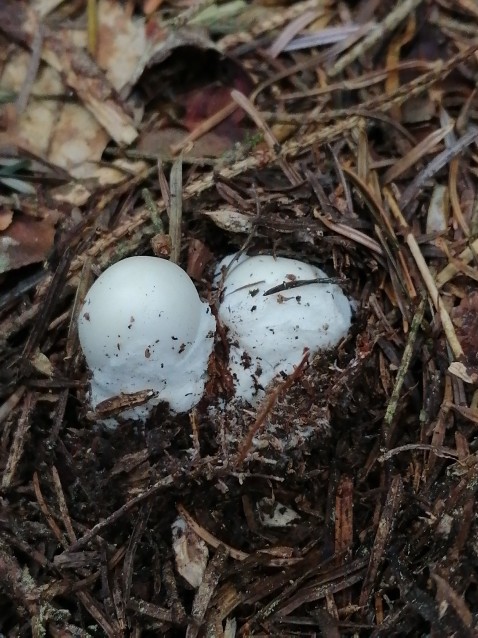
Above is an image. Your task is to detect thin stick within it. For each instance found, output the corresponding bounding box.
[379,444,459,463]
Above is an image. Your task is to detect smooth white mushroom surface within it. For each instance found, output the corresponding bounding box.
[216,254,352,402]
[78,256,215,420]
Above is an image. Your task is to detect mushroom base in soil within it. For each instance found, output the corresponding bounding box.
[216,253,352,404]
[78,256,215,422]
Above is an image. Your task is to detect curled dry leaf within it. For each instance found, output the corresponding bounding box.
[201,206,253,233]
[30,350,54,377]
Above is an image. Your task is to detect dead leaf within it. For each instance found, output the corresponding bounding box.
[0,0,144,200]
[30,350,54,377]
[0,207,13,231]
[96,0,146,93]
[137,126,234,159]
[187,238,213,281]
[201,206,253,233]
[0,213,55,273]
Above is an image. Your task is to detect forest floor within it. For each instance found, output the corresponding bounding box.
[1,0,478,636]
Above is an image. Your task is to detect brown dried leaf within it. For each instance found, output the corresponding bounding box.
[0,213,55,273]
[137,126,235,159]
[96,0,146,92]
[0,1,149,205]
[0,207,13,231]
[187,238,213,281]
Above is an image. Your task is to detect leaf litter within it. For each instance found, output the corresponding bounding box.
[1,0,478,636]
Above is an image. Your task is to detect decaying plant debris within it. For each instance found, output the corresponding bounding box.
[1,0,478,635]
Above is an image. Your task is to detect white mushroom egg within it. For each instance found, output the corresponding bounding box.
[217,254,352,402]
[78,256,215,420]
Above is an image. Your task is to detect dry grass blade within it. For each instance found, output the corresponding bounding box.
[248,557,368,625]
[435,237,478,287]
[327,0,424,77]
[33,472,66,547]
[446,401,478,425]
[384,10,416,120]
[341,167,418,304]
[314,211,384,255]
[399,127,478,210]
[231,89,303,184]
[382,299,425,446]
[280,61,435,101]
[166,0,215,28]
[251,21,373,103]
[231,89,279,153]
[385,188,465,362]
[340,167,395,238]
[268,9,319,58]
[383,123,454,183]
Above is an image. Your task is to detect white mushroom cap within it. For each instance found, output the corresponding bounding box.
[78,256,215,419]
[217,254,352,402]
